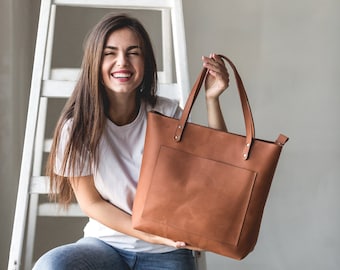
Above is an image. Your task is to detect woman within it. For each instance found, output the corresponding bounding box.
[33,13,229,270]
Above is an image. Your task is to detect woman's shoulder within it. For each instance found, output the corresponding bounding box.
[60,118,73,133]
[57,118,75,143]
[146,96,181,118]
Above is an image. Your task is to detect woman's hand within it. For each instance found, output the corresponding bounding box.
[138,231,186,248]
[202,53,229,131]
[202,53,229,100]
[139,231,203,251]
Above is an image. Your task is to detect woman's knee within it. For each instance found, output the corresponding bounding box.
[33,238,130,270]
[33,244,74,270]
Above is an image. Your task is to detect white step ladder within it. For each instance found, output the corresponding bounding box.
[8,0,207,269]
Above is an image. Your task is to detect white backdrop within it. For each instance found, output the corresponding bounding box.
[1,0,339,269]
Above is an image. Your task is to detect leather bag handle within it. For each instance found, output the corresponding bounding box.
[173,55,255,160]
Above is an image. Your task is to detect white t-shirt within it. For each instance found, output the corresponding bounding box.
[56,96,182,253]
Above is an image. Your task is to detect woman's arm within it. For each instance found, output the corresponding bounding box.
[69,175,186,248]
[202,53,229,132]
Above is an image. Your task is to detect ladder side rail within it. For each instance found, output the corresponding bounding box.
[24,4,57,268]
[23,196,39,270]
[170,0,190,107]
[160,8,173,84]
[7,1,53,269]
[24,98,49,270]
[195,251,207,270]
[43,4,57,81]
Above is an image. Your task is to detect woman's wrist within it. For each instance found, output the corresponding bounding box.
[205,95,220,105]
[205,97,227,132]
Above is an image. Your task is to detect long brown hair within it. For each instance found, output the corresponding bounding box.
[47,14,158,205]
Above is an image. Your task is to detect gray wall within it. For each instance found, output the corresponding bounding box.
[1,0,339,269]
[0,0,37,269]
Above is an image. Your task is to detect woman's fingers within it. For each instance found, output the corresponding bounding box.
[202,53,230,97]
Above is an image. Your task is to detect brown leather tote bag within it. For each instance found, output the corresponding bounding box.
[132,55,289,260]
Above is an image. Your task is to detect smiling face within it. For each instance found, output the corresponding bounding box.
[101,27,144,97]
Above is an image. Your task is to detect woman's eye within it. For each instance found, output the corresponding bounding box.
[104,51,114,56]
[128,51,140,56]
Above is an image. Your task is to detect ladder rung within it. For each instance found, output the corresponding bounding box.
[53,0,174,9]
[44,139,52,152]
[38,202,85,217]
[42,80,75,98]
[156,83,181,100]
[30,178,86,217]
[42,80,179,99]
[51,68,80,81]
[30,176,50,194]
[50,69,170,82]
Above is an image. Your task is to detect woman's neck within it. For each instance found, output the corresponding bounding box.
[107,93,140,126]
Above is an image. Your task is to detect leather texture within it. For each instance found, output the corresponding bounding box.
[132,55,289,260]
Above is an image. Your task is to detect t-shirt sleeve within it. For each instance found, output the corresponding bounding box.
[54,119,92,177]
[150,96,183,118]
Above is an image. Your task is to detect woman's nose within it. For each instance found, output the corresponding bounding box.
[116,52,128,67]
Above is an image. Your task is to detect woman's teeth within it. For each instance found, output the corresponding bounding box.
[112,72,131,78]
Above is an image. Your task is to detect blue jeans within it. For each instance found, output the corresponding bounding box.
[33,237,196,270]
